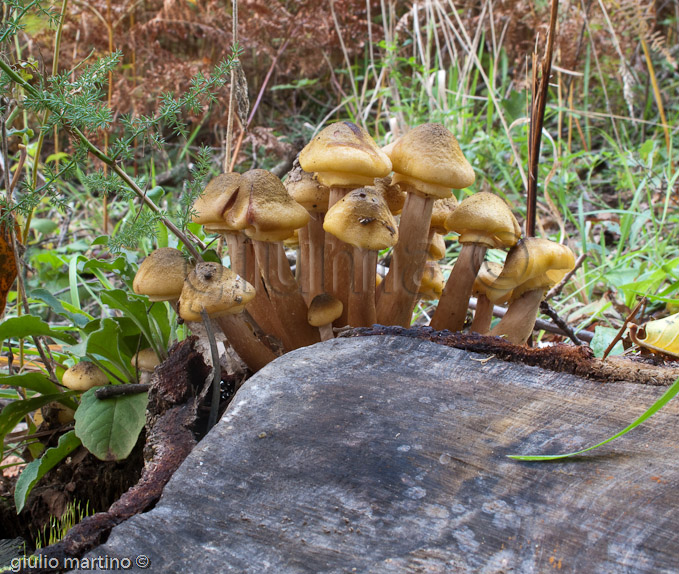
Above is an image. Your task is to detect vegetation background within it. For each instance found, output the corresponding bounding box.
[0,0,678,550]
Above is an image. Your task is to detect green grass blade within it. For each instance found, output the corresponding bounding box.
[509,376,679,461]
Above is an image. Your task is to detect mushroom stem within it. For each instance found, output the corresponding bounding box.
[253,240,320,350]
[489,288,544,345]
[299,212,325,305]
[214,314,278,372]
[348,247,377,327]
[431,243,487,332]
[324,187,353,326]
[376,191,434,327]
[470,294,494,334]
[318,324,335,342]
[224,232,286,344]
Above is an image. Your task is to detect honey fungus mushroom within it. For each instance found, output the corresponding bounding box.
[133,247,194,304]
[62,361,110,392]
[376,123,475,327]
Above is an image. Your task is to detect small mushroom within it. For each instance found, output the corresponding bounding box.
[133,247,194,305]
[323,187,398,327]
[179,262,276,371]
[418,261,444,301]
[131,348,161,384]
[308,293,343,341]
[62,361,110,392]
[431,192,520,332]
[486,238,575,344]
[376,123,475,327]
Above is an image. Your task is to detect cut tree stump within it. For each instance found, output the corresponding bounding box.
[72,335,679,573]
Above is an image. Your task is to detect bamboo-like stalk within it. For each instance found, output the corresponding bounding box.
[324,187,353,325]
[348,248,378,327]
[489,289,545,345]
[299,212,325,305]
[215,314,277,372]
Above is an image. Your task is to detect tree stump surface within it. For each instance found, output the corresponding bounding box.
[73,335,679,573]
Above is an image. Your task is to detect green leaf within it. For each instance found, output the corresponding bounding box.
[0,392,79,455]
[509,376,679,461]
[30,218,59,235]
[590,326,624,358]
[0,316,76,344]
[0,372,60,395]
[74,387,148,461]
[31,288,91,329]
[76,317,134,381]
[14,430,81,513]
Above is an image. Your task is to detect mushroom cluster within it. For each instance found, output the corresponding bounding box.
[133,121,575,372]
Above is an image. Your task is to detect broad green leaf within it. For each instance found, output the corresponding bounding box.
[590,326,624,358]
[30,288,91,328]
[0,316,76,344]
[30,218,58,235]
[74,387,148,461]
[509,376,679,461]
[0,372,60,395]
[77,318,134,381]
[14,430,81,513]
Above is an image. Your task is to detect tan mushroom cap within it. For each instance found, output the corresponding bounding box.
[62,361,109,392]
[431,196,458,234]
[191,173,245,232]
[445,192,521,249]
[131,348,161,372]
[308,293,344,327]
[387,123,475,199]
[428,233,447,261]
[299,121,392,188]
[485,238,575,303]
[133,248,194,302]
[178,262,256,322]
[285,163,330,213]
[323,187,399,251]
[419,261,444,300]
[373,176,406,215]
[239,169,310,242]
[472,261,505,298]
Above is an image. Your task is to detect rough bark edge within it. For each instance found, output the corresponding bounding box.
[341,326,679,386]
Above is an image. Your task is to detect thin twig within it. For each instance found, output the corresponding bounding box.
[539,301,582,346]
[95,383,150,400]
[602,297,646,360]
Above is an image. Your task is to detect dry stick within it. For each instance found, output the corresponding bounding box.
[526,0,559,237]
[95,384,150,400]
[602,298,647,360]
[539,301,582,346]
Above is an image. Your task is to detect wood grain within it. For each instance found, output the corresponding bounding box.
[75,336,679,573]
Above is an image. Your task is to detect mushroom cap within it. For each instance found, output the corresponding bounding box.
[387,123,475,198]
[472,261,505,297]
[419,261,444,300]
[285,163,330,213]
[373,176,406,215]
[62,361,109,392]
[178,262,256,322]
[131,348,161,372]
[240,169,310,242]
[323,187,399,251]
[133,248,194,302]
[485,238,575,303]
[428,233,447,261]
[431,196,458,234]
[299,121,392,188]
[308,293,343,327]
[191,173,245,232]
[445,192,521,249]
